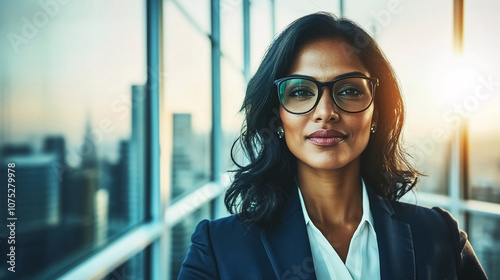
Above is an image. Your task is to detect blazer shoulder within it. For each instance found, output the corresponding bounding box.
[432,207,488,279]
[388,201,468,245]
[205,214,262,237]
[388,201,488,279]
[178,215,254,279]
[179,215,273,279]
[389,200,451,230]
[388,201,459,254]
[178,219,220,279]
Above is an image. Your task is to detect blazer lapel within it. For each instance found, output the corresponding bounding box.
[261,188,317,280]
[367,187,416,280]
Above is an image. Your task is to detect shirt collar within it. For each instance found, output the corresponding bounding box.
[297,178,375,232]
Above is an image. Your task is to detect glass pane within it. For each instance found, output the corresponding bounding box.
[163,1,212,199]
[468,214,500,279]
[220,0,244,173]
[221,0,243,69]
[345,0,454,195]
[465,0,500,203]
[250,0,274,73]
[169,0,211,35]
[103,250,146,280]
[0,0,146,278]
[169,203,212,279]
[221,58,246,172]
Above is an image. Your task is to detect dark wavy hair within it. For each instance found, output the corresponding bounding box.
[225,12,421,230]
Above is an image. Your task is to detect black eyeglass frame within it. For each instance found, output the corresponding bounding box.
[274,75,380,114]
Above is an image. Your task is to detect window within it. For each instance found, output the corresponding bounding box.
[163,0,212,200]
[221,0,245,172]
[162,0,214,278]
[0,0,147,278]
[464,0,500,276]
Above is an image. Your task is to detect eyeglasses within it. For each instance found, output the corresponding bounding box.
[274,75,379,114]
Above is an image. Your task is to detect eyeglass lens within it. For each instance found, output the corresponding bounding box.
[278,77,374,113]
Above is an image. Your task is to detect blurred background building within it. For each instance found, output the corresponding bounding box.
[0,0,499,279]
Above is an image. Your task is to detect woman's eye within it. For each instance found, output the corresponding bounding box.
[287,89,315,99]
[336,87,364,98]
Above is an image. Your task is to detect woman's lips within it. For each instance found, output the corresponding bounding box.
[307,129,347,146]
[308,137,345,146]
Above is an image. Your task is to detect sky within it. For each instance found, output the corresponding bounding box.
[0,0,147,162]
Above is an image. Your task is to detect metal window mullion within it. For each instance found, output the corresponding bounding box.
[461,199,500,217]
[270,0,276,37]
[165,182,225,227]
[243,0,251,83]
[211,0,223,219]
[57,222,163,280]
[451,0,469,230]
[449,129,462,220]
[408,192,500,218]
[146,0,163,279]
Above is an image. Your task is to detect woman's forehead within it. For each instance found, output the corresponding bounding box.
[288,38,369,81]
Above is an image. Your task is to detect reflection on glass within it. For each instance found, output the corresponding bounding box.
[469,214,500,279]
[0,1,146,278]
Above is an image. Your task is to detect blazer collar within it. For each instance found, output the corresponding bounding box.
[260,188,317,280]
[260,184,416,280]
[367,186,416,280]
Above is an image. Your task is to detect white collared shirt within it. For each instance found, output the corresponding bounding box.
[297,179,381,280]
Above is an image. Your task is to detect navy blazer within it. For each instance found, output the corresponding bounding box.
[178,185,488,280]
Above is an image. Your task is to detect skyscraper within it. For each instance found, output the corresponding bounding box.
[78,117,100,245]
[129,85,146,224]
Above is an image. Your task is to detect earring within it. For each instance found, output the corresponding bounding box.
[277,127,284,138]
[370,123,377,134]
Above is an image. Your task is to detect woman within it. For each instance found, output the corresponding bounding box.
[178,12,487,280]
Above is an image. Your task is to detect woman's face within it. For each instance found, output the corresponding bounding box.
[279,38,376,172]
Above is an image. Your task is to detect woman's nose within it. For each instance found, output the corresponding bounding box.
[312,87,340,122]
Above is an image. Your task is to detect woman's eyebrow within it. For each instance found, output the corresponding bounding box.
[335,71,369,79]
[287,71,369,80]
